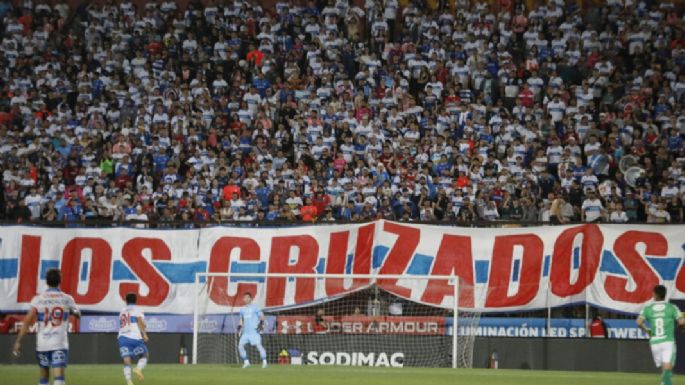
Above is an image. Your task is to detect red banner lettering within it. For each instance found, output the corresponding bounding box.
[550,225,603,297]
[17,235,41,303]
[208,237,261,307]
[605,231,666,303]
[267,235,319,307]
[118,238,171,306]
[377,222,419,298]
[421,234,475,307]
[325,223,374,296]
[60,238,112,305]
[485,234,543,308]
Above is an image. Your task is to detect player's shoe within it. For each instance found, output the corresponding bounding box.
[242,362,250,369]
[126,380,135,385]
[133,368,144,381]
[262,362,267,369]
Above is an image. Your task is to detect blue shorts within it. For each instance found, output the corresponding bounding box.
[36,349,68,369]
[118,336,148,359]
[239,333,262,346]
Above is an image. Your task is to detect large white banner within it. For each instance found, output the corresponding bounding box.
[1,222,683,314]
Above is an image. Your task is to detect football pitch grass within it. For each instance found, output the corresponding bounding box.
[0,364,663,385]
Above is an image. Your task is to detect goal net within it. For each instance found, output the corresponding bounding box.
[192,273,480,368]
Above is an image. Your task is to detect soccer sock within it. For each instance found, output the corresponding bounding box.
[124,365,132,381]
[137,358,148,371]
[239,344,247,361]
[39,378,49,385]
[662,369,673,385]
[54,376,65,385]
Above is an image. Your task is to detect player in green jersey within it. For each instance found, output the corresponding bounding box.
[637,285,685,385]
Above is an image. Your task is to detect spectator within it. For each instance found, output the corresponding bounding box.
[482,200,500,221]
[609,203,629,223]
[41,200,58,222]
[539,201,551,223]
[300,197,318,222]
[126,205,148,228]
[549,195,567,224]
[8,199,31,222]
[581,191,605,223]
[668,196,683,223]
[623,191,639,222]
[314,308,329,334]
[649,203,672,224]
[589,315,608,338]
[59,199,84,222]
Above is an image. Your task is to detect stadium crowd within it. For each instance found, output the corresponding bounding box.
[0,0,684,226]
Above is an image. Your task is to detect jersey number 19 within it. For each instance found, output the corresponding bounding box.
[44,307,64,327]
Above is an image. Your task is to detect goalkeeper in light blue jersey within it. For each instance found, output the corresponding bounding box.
[238,292,267,368]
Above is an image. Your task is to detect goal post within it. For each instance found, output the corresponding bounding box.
[192,272,479,369]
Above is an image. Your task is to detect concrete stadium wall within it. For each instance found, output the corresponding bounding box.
[472,337,656,373]
[0,334,660,374]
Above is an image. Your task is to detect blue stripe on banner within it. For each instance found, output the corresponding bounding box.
[0,258,18,279]
[512,260,520,283]
[573,248,580,269]
[80,262,89,282]
[646,257,682,280]
[407,254,433,275]
[228,261,265,283]
[372,246,389,269]
[316,258,325,275]
[40,260,60,279]
[600,250,627,276]
[475,261,489,284]
[114,261,210,284]
[345,254,353,274]
[155,261,208,284]
[542,255,550,277]
[112,261,136,280]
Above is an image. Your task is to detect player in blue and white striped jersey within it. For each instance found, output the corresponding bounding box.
[118,293,149,385]
[13,269,80,385]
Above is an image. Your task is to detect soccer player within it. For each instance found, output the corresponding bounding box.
[118,293,149,385]
[12,269,80,385]
[238,292,267,368]
[637,285,685,385]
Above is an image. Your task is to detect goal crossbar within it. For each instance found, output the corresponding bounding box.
[192,272,461,368]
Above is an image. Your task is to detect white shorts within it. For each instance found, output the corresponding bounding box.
[650,341,676,367]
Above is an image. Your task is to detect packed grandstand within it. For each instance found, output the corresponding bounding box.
[0,0,684,225]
